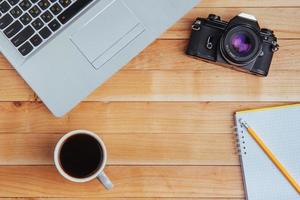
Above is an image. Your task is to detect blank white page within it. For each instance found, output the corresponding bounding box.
[235,105,300,200]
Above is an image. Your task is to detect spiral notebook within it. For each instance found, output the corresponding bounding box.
[235,104,300,200]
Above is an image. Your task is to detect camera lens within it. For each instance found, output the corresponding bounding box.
[220,26,262,66]
[230,33,252,56]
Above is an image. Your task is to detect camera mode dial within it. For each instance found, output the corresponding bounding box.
[208,14,221,21]
[261,28,274,36]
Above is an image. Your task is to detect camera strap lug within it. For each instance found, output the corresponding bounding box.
[272,41,279,52]
[192,19,201,31]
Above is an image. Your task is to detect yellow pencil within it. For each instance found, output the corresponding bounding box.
[239,119,300,194]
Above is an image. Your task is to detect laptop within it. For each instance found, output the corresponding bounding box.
[0,0,199,117]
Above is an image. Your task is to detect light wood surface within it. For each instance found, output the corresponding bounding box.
[162,7,300,39]
[0,166,243,198]
[0,0,299,199]
[0,132,239,165]
[1,40,300,101]
[1,197,243,200]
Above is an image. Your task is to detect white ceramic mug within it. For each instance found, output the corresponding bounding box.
[54,130,113,190]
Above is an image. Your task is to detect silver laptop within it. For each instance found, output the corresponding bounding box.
[0,0,199,117]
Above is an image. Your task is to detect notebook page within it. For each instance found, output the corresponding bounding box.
[235,105,300,200]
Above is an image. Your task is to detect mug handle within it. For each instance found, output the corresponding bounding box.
[97,171,113,190]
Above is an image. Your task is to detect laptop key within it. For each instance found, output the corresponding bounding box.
[31,17,44,30]
[11,25,35,46]
[8,0,20,6]
[10,6,23,18]
[19,0,32,11]
[1,0,96,56]
[4,20,23,38]
[48,19,60,31]
[20,13,32,25]
[41,10,53,23]
[30,34,42,46]
[50,3,62,15]
[58,0,93,24]
[59,0,71,8]
[18,41,33,56]
[38,0,50,10]
[29,5,41,18]
[0,14,13,29]
[48,19,60,32]
[0,1,11,13]
[39,26,51,39]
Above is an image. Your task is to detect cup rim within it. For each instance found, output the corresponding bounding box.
[54,130,107,183]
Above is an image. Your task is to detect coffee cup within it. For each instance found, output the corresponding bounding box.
[54,130,113,190]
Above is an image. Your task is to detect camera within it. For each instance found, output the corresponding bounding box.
[186,13,279,77]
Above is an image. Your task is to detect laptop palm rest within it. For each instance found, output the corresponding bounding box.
[70,0,145,70]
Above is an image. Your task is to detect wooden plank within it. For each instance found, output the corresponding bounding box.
[0,102,288,134]
[0,70,35,101]
[0,133,238,166]
[87,69,299,101]
[0,39,299,102]
[0,166,244,198]
[1,39,299,71]
[126,40,299,71]
[1,198,244,200]
[199,0,300,7]
[162,8,300,39]
[0,55,10,69]
[74,69,300,102]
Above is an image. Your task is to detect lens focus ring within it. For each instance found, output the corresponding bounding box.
[220,25,263,66]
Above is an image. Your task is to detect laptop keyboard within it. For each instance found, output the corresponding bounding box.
[0,0,94,56]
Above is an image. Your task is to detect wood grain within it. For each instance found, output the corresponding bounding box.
[73,68,300,102]
[0,70,35,101]
[0,133,238,166]
[0,166,244,198]
[0,0,298,199]
[199,0,300,7]
[126,39,299,71]
[1,39,299,71]
[1,198,245,200]
[1,68,300,102]
[162,8,300,39]
[0,102,288,134]
[0,39,299,102]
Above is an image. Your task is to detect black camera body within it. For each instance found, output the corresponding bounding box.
[186,13,279,77]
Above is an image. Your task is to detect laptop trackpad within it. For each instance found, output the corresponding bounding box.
[70,0,145,69]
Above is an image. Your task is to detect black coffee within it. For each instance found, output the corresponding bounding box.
[59,134,103,179]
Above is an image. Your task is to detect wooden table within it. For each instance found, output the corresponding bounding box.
[0,0,299,199]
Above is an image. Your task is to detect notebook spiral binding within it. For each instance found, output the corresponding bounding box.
[234,125,247,156]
